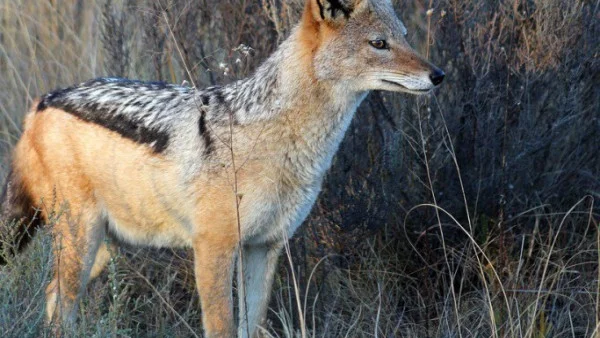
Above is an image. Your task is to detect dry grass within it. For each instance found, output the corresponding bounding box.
[0,0,598,337]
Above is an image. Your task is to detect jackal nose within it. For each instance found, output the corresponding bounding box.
[429,68,445,86]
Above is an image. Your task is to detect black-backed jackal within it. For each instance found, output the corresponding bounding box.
[0,0,444,337]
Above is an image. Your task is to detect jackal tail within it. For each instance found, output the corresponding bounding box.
[0,169,42,265]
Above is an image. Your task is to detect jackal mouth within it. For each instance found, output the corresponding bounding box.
[381,79,431,94]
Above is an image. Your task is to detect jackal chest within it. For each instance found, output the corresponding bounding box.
[223,141,333,245]
[237,173,322,246]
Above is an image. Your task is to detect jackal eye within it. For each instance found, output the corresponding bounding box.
[369,39,389,50]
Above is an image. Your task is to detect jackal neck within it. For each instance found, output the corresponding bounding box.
[220,21,366,120]
[218,26,368,181]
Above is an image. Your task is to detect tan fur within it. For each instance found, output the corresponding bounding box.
[8,1,444,337]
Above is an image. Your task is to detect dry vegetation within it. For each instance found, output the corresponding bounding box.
[0,0,599,337]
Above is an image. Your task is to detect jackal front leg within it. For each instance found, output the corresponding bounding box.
[193,233,238,338]
[237,242,283,338]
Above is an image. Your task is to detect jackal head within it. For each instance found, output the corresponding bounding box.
[302,0,444,94]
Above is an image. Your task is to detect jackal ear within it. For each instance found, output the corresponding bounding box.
[309,0,366,26]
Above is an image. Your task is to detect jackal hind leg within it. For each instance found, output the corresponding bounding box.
[237,242,283,338]
[193,232,238,338]
[45,202,106,327]
[89,240,117,281]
